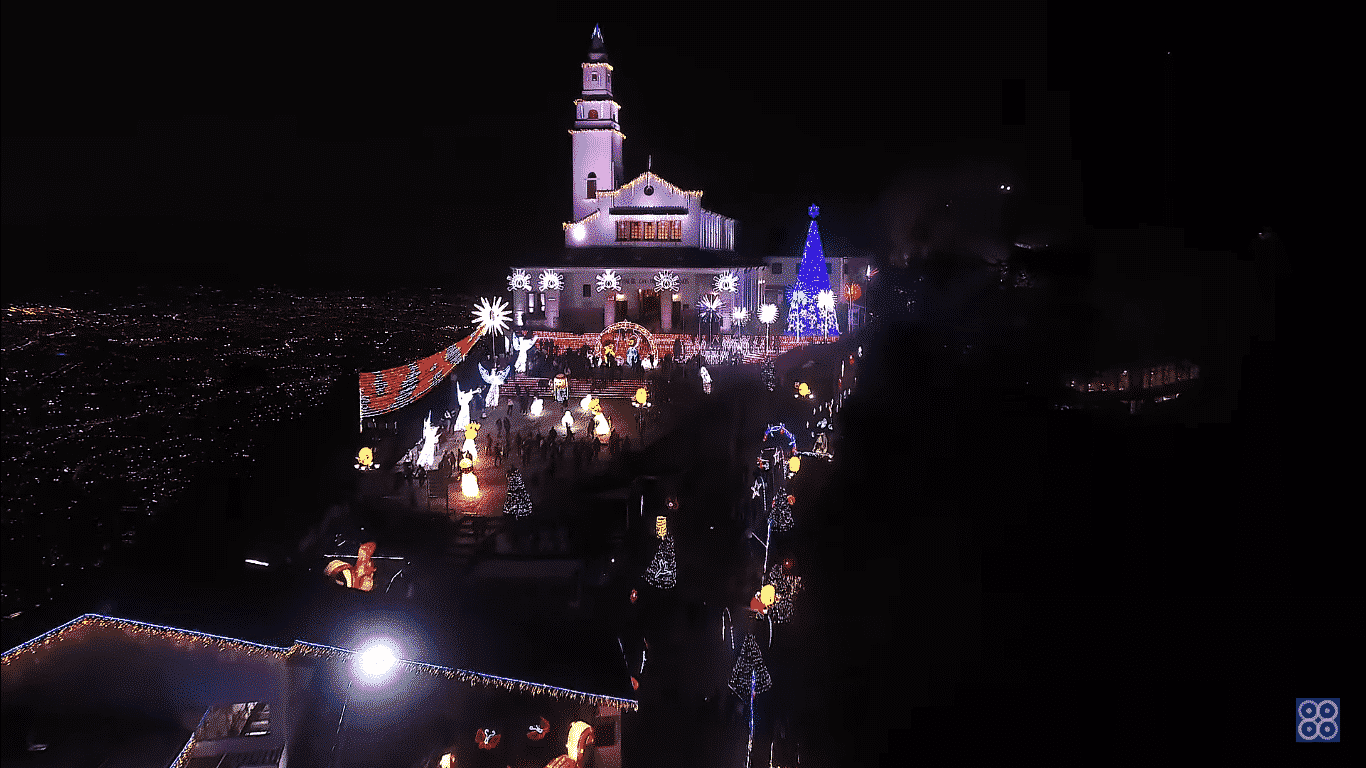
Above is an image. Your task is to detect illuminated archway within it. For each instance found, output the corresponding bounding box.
[598,321,658,361]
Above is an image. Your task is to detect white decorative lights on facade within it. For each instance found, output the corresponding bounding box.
[731,306,749,326]
[538,270,564,292]
[758,303,778,325]
[698,294,724,318]
[654,270,680,293]
[714,272,739,293]
[507,269,532,292]
[596,269,622,293]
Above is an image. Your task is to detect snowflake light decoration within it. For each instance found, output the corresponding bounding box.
[507,269,532,292]
[654,270,680,293]
[697,294,724,318]
[791,289,807,305]
[731,306,749,326]
[596,269,622,293]
[759,303,778,325]
[538,270,564,292]
[472,297,512,336]
[818,289,835,313]
[713,271,739,293]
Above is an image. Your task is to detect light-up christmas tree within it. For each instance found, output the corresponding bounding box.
[643,532,677,589]
[502,467,533,518]
[785,205,840,339]
[769,494,794,532]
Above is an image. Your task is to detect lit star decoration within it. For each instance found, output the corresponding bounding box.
[786,205,840,338]
[654,270,680,293]
[731,307,749,326]
[596,269,622,293]
[538,270,564,292]
[759,304,778,325]
[507,269,532,291]
[713,271,739,293]
[818,290,835,313]
[472,297,512,336]
[697,294,724,319]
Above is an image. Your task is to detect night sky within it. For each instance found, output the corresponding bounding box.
[3,11,1294,300]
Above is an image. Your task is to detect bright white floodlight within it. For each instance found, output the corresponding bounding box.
[358,643,398,680]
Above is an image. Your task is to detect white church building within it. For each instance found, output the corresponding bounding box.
[508,26,866,338]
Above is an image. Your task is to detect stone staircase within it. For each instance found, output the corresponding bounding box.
[512,377,649,400]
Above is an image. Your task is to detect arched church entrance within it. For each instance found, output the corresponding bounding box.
[598,321,658,363]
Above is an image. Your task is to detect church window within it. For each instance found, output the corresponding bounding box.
[630,221,642,240]
[583,284,592,298]
[771,262,783,275]
[826,262,833,274]
[588,109,598,119]
[591,72,599,82]
[643,222,655,240]
[617,221,629,241]
[672,220,682,240]
[586,172,597,199]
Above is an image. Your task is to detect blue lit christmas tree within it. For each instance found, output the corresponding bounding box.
[786,205,840,339]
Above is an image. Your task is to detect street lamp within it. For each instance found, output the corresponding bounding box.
[333,640,402,767]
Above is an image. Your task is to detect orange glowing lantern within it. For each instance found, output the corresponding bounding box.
[634,387,649,406]
[356,446,373,467]
[788,455,801,474]
[844,283,862,302]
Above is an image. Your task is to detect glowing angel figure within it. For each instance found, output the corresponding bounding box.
[478,363,513,409]
[452,382,476,432]
[596,269,622,293]
[561,409,575,435]
[593,409,611,441]
[654,270,680,293]
[529,397,544,418]
[713,271,739,294]
[510,332,538,373]
[507,269,532,292]
[418,412,440,469]
[538,270,564,292]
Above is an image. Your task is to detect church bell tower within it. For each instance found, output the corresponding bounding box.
[571,25,624,221]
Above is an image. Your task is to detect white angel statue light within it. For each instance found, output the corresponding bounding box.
[479,363,513,410]
[510,332,538,374]
[418,412,439,469]
[453,382,476,432]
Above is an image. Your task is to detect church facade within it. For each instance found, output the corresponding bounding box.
[509,26,866,338]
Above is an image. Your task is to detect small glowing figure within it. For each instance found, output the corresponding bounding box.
[561,409,574,434]
[510,332,538,373]
[418,413,439,469]
[529,397,544,418]
[453,382,475,432]
[463,423,480,462]
[460,456,478,498]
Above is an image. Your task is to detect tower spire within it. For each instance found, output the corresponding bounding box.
[588,24,608,62]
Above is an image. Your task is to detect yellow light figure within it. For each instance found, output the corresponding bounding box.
[634,387,649,406]
[324,542,377,591]
[656,516,667,539]
[356,446,373,467]
[760,583,776,607]
[463,423,479,461]
[796,382,811,398]
[460,456,479,498]
[594,410,610,442]
[580,394,595,412]
[788,455,801,474]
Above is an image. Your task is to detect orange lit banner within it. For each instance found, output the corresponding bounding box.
[359,327,485,418]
